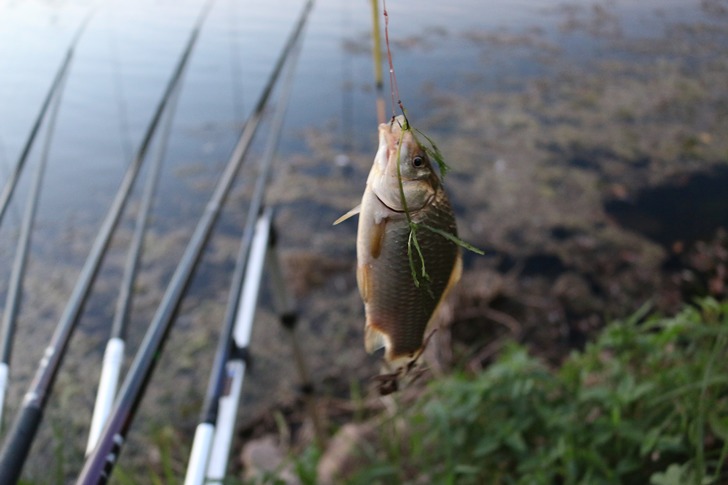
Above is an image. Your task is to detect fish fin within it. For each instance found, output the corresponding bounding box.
[446,252,463,290]
[332,204,361,225]
[364,321,390,354]
[357,264,372,303]
[369,219,386,259]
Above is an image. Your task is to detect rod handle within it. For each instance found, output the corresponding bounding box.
[0,363,9,429]
[86,338,125,455]
[0,403,43,484]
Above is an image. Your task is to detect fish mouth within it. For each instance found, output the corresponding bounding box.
[377,116,408,170]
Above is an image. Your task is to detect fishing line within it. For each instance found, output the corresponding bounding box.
[382,0,406,119]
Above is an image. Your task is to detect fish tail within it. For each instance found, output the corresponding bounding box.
[374,331,436,396]
[364,322,389,354]
[385,352,421,372]
[366,321,423,370]
[365,321,417,366]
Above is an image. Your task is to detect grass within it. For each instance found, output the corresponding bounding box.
[81,297,727,484]
[286,298,728,484]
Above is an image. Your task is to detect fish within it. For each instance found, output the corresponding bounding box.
[335,115,462,370]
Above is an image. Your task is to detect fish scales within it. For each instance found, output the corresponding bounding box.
[363,188,458,360]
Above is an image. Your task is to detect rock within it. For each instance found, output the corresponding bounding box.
[317,422,379,485]
[241,435,300,485]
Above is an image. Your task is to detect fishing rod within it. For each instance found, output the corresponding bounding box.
[85,78,183,455]
[77,2,314,483]
[199,209,324,483]
[184,18,306,481]
[0,53,71,429]
[0,2,214,482]
[199,210,275,483]
[201,207,310,482]
[370,0,386,124]
[0,13,92,228]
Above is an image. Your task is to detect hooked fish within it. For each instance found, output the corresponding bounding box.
[335,116,462,369]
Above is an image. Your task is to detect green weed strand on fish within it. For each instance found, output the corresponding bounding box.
[393,116,483,294]
[415,128,450,179]
[407,224,434,298]
[411,120,485,256]
[393,115,430,291]
[420,223,485,255]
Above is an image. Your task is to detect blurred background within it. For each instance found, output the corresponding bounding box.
[0,0,727,482]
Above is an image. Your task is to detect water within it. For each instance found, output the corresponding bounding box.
[0,0,726,480]
[0,0,594,334]
[0,0,709,226]
[0,0,699,234]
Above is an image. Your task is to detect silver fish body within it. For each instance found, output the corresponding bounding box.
[339,116,461,366]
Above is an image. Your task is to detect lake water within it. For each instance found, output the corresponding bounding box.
[0,0,726,481]
[0,0,712,294]
[0,0,702,230]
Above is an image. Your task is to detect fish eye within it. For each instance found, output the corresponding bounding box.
[412,156,424,168]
